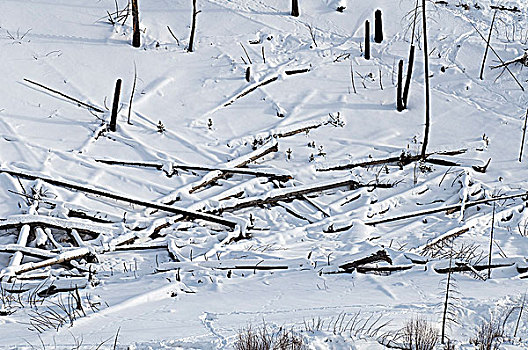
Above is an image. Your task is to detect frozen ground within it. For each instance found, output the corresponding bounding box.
[1,0,528,348]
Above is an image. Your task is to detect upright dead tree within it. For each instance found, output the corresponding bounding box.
[188,0,199,52]
[403,0,419,108]
[374,9,383,43]
[131,0,140,48]
[397,60,404,111]
[420,0,431,159]
[291,0,300,17]
[441,256,457,344]
[110,79,122,132]
[364,20,371,60]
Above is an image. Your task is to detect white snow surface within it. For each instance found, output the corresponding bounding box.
[1,0,528,348]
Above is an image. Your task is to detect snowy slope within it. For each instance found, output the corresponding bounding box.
[1,0,528,348]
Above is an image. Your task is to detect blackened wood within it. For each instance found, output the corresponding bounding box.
[402,45,415,108]
[397,60,404,111]
[364,20,370,60]
[188,0,198,52]
[291,0,299,17]
[374,10,383,43]
[131,0,140,47]
[109,79,122,132]
[245,67,250,82]
[339,250,392,271]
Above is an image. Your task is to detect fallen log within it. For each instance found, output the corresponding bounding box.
[490,5,520,12]
[0,244,56,259]
[207,177,393,214]
[0,214,122,236]
[23,78,105,113]
[189,141,279,194]
[0,168,238,230]
[339,250,392,271]
[356,264,413,274]
[365,191,528,226]
[215,265,288,270]
[434,262,513,274]
[94,158,291,181]
[316,149,465,172]
[2,248,91,276]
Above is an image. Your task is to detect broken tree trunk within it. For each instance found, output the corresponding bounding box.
[0,245,56,259]
[131,0,140,47]
[366,191,528,226]
[207,177,393,214]
[479,10,497,80]
[434,262,513,274]
[7,248,92,276]
[364,20,370,60]
[316,149,465,172]
[397,60,404,111]
[339,250,392,271]
[109,79,122,132]
[94,158,291,181]
[0,168,238,229]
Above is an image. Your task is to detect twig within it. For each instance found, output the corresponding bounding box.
[127,64,137,124]
[167,26,180,45]
[240,43,252,64]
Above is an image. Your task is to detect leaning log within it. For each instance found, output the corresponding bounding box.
[0,168,238,229]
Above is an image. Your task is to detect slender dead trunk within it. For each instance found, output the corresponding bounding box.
[291,0,299,17]
[110,79,122,132]
[480,10,497,80]
[402,45,415,108]
[364,20,370,60]
[131,0,140,48]
[441,257,453,344]
[488,202,495,279]
[420,0,431,160]
[397,60,404,111]
[188,0,198,52]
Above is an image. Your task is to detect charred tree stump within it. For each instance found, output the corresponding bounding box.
[397,60,404,111]
[131,0,140,48]
[374,9,383,43]
[109,79,122,132]
[245,67,251,82]
[291,0,300,17]
[364,20,370,60]
[402,45,415,108]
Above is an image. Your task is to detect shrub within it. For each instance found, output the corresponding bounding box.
[234,323,304,350]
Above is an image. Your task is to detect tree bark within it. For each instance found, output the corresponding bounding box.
[131,0,140,48]
[188,0,198,52]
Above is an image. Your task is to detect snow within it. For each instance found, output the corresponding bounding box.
[2,0,528,348]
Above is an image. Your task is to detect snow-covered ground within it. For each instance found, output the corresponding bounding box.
[1,0,528,348]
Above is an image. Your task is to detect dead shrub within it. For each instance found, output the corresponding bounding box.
[470,318,503,350]
[401,317,438,350]
[234,323,304,350]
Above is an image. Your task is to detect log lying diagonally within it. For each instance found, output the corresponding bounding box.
[0,168,238,230]
[206,177,393,214]
[94,159,291,181]
[4,248,91,276]
[316,149,466,172]
[365,191,528,226]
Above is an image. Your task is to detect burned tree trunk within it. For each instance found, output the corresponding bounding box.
[131,0,140,48]
[397,60,404,111]
[188,0,198,52]
[364,20,370,60]
[109,79,122,132]
[420,0,431,159]
[374,9,383,43]
[291,0,300,17]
